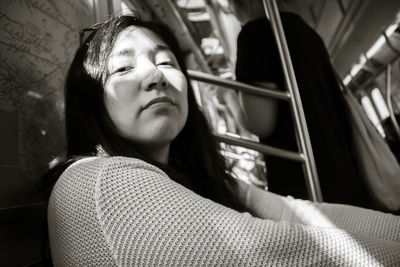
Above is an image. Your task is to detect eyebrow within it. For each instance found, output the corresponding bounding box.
[154,44,172,53]
[112,44,172,58]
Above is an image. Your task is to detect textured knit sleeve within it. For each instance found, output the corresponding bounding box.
[48,156,400,266]
[236,180,400,243]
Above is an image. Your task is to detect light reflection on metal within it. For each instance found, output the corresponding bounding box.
[350,55,367,77]
[214,132,305,163]
[343,74,352,85]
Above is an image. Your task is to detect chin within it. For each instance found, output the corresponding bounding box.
[133,130,179,146]
[148,122,183,139]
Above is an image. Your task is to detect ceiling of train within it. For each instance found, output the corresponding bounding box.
[126,0,400,90]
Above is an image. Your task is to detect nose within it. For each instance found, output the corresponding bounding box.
[141,65,169,91]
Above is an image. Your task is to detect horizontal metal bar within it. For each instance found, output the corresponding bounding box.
[221,150,267,166]
[188,70,290,100]
[214,133,305,162]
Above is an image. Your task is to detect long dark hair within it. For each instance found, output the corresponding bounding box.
[42,15,244,211]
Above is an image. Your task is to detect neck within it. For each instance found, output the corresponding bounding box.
[144,144,170,165]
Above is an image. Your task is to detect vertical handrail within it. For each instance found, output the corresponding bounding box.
[386,64,400,141]
[263,0,323,202]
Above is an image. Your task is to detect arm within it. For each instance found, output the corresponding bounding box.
[236,180,400,243]
[239,81,280,138]
[49,157,400,266]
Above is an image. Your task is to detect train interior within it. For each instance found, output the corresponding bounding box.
[1,0,400,265]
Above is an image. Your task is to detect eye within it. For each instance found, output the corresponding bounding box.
[113,66,133,74]
[157,61,174,67]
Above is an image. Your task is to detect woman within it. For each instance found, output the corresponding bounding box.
[46,15,400,266]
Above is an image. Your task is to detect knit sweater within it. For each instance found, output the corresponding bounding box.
[48,156,400,266]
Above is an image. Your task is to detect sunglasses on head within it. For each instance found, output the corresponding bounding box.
[79,22,104,46]
[79,16,141,46]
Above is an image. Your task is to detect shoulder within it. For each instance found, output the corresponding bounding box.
[47,156,170,264]
[66,156,161,170]
[238,18,272,40]
[238,13,305,38]
[280,12,306,24]
[61,156,165,180]
[279,12,323,42]
[50,156,168,207]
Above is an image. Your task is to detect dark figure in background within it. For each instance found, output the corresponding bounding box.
[229,0,372,208]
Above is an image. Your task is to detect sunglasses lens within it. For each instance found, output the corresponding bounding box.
[79,29,95,45]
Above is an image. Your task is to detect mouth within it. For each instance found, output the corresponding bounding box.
[143,96,175,110]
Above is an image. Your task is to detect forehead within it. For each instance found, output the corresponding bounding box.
[111,26,168,54]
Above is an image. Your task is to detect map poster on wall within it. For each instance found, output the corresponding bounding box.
[0,0,94,185]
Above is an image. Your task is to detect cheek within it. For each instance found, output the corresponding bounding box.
[181,89,189,122]
[177,88,189,136]
[105,76,140,100]
[171,72,189,119]
[103,77,141,133]
[163,69,186,92]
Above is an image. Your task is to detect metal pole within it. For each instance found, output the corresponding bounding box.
[263,0,323,202]
[386,64,400,141]
[214,133,305,162]
[188,70,290,100]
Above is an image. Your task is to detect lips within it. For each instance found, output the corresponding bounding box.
[143,96,175,110]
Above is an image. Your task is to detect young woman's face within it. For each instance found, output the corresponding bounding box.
[104,26,188,158]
